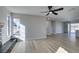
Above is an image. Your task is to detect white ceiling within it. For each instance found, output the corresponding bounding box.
[5,6,79,22]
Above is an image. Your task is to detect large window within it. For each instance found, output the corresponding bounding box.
[13,18,25,40]
[13,18,20,35]
[7,17,25,40]
[71,23,79,32]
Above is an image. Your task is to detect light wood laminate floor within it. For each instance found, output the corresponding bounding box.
[12,34,79,53]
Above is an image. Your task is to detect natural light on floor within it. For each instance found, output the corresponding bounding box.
[56,47,68,53]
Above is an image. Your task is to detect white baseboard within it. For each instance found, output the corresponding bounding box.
[27,36,47,40]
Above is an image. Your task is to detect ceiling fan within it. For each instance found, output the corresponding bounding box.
[41,6,64,16]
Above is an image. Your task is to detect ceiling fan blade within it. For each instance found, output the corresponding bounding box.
[46,12,49,16]
[53,13,58,15]
[52,11,58,15]
[53,8,64,11]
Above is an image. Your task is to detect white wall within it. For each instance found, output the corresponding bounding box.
[0,7,10,44]
[47,20,63,35]
[0,7,7,23]
[13,13,48,40]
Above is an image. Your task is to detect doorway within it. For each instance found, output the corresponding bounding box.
[68,23,79,37]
